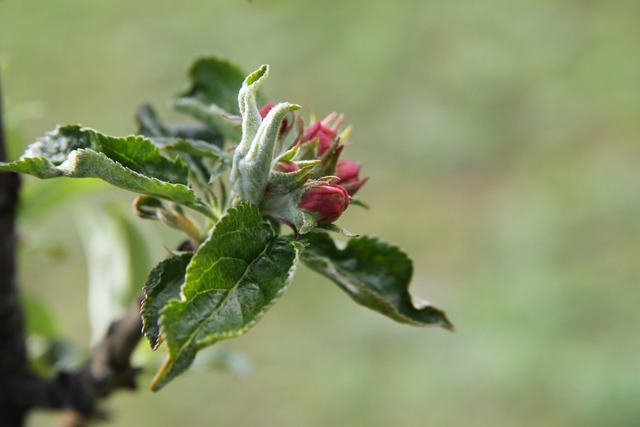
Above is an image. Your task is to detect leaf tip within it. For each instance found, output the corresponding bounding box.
[149,357,174,392]
[244,64,269,87]
[440,316,455,332]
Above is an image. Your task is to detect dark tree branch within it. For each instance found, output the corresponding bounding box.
[0,66,30,427]
[37,298,144,426]
[0,71,146,426]
[1,299,144,426]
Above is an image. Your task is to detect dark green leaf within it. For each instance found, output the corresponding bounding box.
[151,137,230,162]
[176,57,250,115]
[171,98,241,140]
[136,103,224,147]
[135,103,172,138]
[135,103,230,195]
[141,253,194,350]
[151,137,232,188]
[22,125,189,183]
[302,233,453,330]
[150,203,301,391]
[171,57,266,139]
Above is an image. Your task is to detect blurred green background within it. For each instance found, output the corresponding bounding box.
[2,0,640,426]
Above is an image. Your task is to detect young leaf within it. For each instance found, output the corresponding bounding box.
[150,202,301,391]
[233,101,301,205]
[152,138,230,162]
[0,125,214,218]
[302,232,454,330]
[136,103,224,147]
[233,65,269,163]
[141,253,194,350]
[134,103,172,137]
[171,98,241,141]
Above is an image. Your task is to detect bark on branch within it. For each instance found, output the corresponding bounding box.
[0,65,30,427]
[0,71,145,427]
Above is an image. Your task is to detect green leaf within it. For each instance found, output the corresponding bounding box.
[302,233,453,330]
[141,253,194,350]
[151,137,231,162]
[151,137,232,189]
[135,103,173,138]
[176,56,258,116]
[150,203,301,391]
[171,98,241,140]
[136,103,225,147]
[135,103,231,201]
[0,125,214,218]
[24,125,189,183]
[171,57,266,139]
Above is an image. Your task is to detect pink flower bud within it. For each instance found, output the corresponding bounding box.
[303,122,337,156]
[299,182,350,224]
[336,160,368,195]
[276,161,301,173]
[259,103,274,119]
[260,103,291,136]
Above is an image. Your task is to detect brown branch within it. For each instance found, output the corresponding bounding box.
[46,298,144,426]
[0,299,144,426]
[0,71,146,425]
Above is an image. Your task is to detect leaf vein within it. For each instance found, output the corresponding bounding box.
[171,239,273,360]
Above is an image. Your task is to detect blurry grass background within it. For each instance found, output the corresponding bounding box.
[2,0,640,426]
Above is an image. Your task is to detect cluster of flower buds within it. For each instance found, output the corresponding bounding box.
[230,65,367,235]
[262,110,368,234]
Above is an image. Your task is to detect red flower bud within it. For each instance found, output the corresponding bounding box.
[336,160,368,195]
[276,161,301,173]
[299,182,350,224]
[260,103,291,136]
[303,122,337,156]
[259,103,274,119]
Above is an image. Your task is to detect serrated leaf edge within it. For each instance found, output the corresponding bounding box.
[304,234,453,330]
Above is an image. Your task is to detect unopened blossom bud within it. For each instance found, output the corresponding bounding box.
[303,122,337,156]
[299,182,350,224]
[276,161,301,173]
[260,102,292,137]
[336,160,368,195]
[259,103,274,119]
